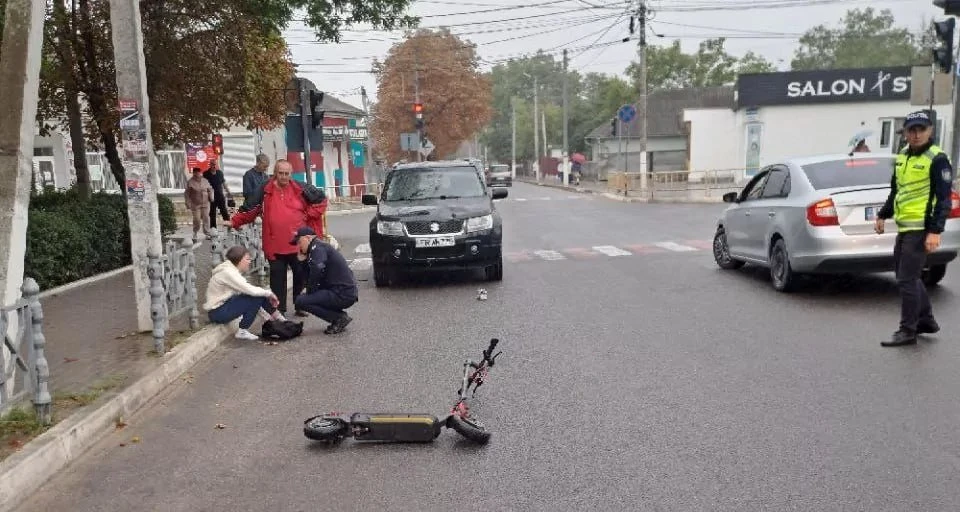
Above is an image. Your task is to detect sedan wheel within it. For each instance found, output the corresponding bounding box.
[713,227,744,270]
[769,239,797,292]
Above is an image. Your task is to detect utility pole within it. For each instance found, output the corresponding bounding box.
[298,78,313,184]
[511,97,517,179]
[0,0,45,364]
[360,86,376,185]
[562,49,570,186]
[638,0,649,193]
[532,75,539,180]
[109,0,166,332]
[414,52,423,162]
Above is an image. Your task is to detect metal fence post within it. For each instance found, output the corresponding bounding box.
[147,248,166,354]
[22,278,51,425]
[183,237,199,329]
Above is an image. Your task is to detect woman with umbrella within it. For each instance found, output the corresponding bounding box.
[570,152,586,185]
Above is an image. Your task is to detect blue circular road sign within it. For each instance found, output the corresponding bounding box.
[617,104,636,123]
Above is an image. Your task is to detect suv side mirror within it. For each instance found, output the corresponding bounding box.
[722,192,739,203]
[491,188,508,200]
[361,194,378,206]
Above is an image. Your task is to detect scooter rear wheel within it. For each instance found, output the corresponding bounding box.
[448,415,492,444]
[304,416,347,442]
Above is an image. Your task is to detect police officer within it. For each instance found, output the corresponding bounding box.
[290,227,359,334]
[874,111,953,347]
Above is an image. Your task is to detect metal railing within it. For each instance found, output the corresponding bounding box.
[146,235,201,353]
[210,219,268,279]
[0,278,52,425]
[607,169,747,200]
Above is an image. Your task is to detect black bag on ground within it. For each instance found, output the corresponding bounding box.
[261,319,304,341]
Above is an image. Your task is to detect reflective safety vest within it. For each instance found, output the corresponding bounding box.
[894,144,942,232]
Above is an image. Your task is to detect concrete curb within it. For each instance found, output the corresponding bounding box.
[326,206,375,216]
[37,265,134,299]
[517,179,725,204]
[0,323,233,512]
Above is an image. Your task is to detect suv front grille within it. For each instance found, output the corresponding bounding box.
[404,220,463,235]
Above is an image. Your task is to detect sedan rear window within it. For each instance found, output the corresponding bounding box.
[801,158,895,190]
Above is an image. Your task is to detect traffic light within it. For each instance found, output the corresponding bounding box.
[610,118,617,136]
[309,90,325,129]
[933,18,955,74]
[212,133,223,155]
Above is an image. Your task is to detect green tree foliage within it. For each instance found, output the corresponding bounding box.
[480,54,635,163]
[625,38,776,92]
[791,8,930,70]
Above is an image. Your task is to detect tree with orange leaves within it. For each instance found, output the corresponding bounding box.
[371,29,493,163]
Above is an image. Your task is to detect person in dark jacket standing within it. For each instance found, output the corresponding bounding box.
[874,111,953,347]
[290,226,358,334]
[241,154,271,211]
[204,159,233,229]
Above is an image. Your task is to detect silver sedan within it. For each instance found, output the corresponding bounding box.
[712,153,960,291]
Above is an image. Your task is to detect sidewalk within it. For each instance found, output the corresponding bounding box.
[516,176,727,204]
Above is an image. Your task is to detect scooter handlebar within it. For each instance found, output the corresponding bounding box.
[482,338,500,366]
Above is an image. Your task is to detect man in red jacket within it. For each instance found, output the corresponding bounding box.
[231,160,327,316]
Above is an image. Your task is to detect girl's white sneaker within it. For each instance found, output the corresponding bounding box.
[235,328,259,341]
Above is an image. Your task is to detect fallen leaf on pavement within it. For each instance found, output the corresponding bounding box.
[131,436,141,443]
[63,357,79,363]
[215,423,226,429]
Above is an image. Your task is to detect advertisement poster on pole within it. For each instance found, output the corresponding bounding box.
[185,142,216,173]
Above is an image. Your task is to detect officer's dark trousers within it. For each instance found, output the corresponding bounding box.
[294,288,357,324]
[894,231,935,333]
[268,253,306,313]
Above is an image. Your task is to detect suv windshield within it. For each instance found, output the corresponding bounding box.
[383,166,485,201]
[801,157,895,190]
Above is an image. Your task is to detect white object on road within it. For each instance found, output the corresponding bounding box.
[349,257,372,271]
[477,288,487,301]
[534,250,566,261]
[355,243,371,254]
[654,242,697,252]
[592,245,632,257]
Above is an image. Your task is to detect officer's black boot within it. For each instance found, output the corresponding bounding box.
[918,319,940,334]
[881,330,918,347]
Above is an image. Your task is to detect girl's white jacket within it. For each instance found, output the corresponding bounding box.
[203,261,273,311]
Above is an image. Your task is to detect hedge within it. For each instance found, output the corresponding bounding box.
[24,189,177,291]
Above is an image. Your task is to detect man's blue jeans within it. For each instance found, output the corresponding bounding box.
[208,295,274,329]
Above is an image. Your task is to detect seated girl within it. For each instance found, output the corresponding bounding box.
[204,245,286,340]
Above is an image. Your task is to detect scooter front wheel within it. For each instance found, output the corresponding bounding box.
[304,416,348,442]
[448,415,492,444]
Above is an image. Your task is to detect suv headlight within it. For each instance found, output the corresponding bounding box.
[465,214,493,233]
[377,220,404,236]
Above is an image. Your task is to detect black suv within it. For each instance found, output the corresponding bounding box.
[361,160,508,287]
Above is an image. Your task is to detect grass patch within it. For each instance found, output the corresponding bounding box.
[0,374,127,462]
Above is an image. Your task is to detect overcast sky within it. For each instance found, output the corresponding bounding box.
[283,0,945,110]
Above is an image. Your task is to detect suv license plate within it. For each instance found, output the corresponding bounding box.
[415,236,456,248]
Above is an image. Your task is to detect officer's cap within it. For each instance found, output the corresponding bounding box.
[903,111,933,129]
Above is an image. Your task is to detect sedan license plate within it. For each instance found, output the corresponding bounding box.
[415,236,455,248]
[864,205,882,221]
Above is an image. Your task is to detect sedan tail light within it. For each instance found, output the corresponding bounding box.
[806,198,839,226]
[949,191,960,219]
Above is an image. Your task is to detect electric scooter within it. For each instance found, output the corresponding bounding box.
[303,338,503,445]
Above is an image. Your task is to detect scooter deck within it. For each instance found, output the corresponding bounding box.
[351,413,444,442]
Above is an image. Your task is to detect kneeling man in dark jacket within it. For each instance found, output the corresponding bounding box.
[290,227,358,334]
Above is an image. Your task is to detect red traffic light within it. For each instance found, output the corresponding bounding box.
[212,134,223,155]
[413,103,423,114]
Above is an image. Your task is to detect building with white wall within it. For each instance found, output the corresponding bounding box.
[684,66,954,181]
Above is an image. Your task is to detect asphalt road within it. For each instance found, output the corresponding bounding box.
[17,182,960,511]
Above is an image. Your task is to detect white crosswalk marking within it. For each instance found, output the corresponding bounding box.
[592,245,632,257]
[534,250,566,261]
[654,242,697,252]
[355,243,371,254]
[349,257,373,271]
[514,198,528,201]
